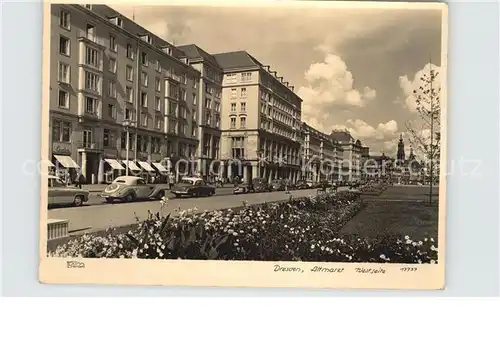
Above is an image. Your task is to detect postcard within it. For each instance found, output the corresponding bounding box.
[39,0,447,289]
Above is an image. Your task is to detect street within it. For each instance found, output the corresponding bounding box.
[47,188,327,233]
[79,186,237,206]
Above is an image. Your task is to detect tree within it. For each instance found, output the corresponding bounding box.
[405,64,441,202]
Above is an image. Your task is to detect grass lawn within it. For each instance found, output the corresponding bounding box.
[341,186,439,241]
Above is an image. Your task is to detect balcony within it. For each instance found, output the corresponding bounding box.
[76,141,103,152]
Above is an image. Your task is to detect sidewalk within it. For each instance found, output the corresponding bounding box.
[82,184,109,193]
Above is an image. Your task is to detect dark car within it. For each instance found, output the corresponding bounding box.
[295,180,310,190]
[252,178,272,192]
[271,179,286,191]
[171,177,215,198]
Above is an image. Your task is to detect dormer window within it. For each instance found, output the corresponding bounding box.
[109,16,123,27]
[140,34,152,45]
[162,46,172,55]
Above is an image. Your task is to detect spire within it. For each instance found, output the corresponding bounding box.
[399,133,403,142]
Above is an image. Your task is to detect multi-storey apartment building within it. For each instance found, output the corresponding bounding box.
[49,4,200,183]
[329,130,363,181]
[302,123,342,182]
[177,44,223,178]
[213,51,302,183]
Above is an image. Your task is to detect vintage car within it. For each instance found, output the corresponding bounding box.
[295,180,311,190]
[270,179,287,191]
[170,177,215,198]
[233,178,271,194]
[48,175,89,207]
[100,176,169,202]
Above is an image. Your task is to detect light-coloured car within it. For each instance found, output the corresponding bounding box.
[48,175,89,207]
[100,176,169,203]
[171,177,215,198]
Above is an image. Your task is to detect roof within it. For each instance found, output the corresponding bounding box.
[114,176,142,181]
[330,131,353,143]
[181,176,203,182]
[177,44,220,68]
[213,51,264,70]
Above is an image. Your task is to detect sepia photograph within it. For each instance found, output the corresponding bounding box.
[39,0,447,289]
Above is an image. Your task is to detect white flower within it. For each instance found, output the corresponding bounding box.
[431,245,437,251]
[418,241,423,246]
[380,254,386,260]
[311,244,315,250]
[424,238,428,242]
[418,259,422,264]
[430,238,435,242]
[252,228,257,233]
[404,235,410,240]
[406,239,412,244]
[412,242,417,246]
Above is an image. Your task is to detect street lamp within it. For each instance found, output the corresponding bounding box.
[122,119,136,176]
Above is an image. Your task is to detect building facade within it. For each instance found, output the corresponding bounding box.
[213,51,302,183]
[329,131,363,181]
[178,44,223,179]
[49,4,200,183]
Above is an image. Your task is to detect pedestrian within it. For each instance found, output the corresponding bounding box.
[233,175,240,187]
[169,173,175,189]
[76,173,86,189]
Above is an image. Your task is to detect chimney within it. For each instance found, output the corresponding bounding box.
[285,82,289,87]
[290,86,294,92]
[279,77,283,83]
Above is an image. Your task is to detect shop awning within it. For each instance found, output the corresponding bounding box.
[138,161,155,172]
[53,155,79,168]
[122,160,141,171]
[104,159,125,170]
[152,162,168,173]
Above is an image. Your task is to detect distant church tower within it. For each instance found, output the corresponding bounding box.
[397,134,405,162]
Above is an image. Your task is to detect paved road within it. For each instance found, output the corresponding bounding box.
[82,186,237,206]
[47,188,329,233]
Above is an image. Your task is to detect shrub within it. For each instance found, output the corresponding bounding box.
[49,192,437,263]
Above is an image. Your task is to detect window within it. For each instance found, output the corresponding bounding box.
[181,123,187,135]
[58,62,70,83]
[226,73,237,84]
[84,71,99,92]
[85,47,99,67]
[141,52,148,66]
[141,114,148,127]
[58,90,69,108]
[241,72,252,81]
[240,102,246,112]
[168,102,177,117]
[141,71,148,87]
[213,137,220,159]
[231,88,237,98]
[230,116,236,129]
[169,84,179,99]
[230,103,236,113]
[108,81,116,98]
[155,116,162,130]
[151,137,161,153]
[179,106,186,119]
[169,120,177,134]
[126,66,133,81]
[204,98,211,109]
[85,96,97,115]
[205,84,212,94]
[60,9,70,29]
[109,35,117,52]
[126,44,134,59]
[155,60,161,72]
[126,87,133,103]
[155,77,161,91]
[192,93,197,105]
[241,88,247,98]
[215,114,220,128]
[193,110,197,121]
[108,104,116,119]
[141,92,148,107]
[140,34,152,45]
[103,129,111,147]
[155,96,161,111]
[52,120,71,142]
[125,108,134,121]
[85,4,92,10]
[109,58,117,73]
[86,24,95,41]
[240,116,246,129]
[214,102,220,112]
[231,137,245,159]
[180,88,186,101]
[59,36,70,56]
[191,124,197,138]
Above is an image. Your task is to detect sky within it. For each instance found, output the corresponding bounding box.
[113,2,444,158]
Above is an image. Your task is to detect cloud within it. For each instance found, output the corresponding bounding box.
[399,63,442,112]
[298,54,376,131]
[331,119,401,154]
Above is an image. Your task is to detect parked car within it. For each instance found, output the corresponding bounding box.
[48,175,89,207]
[233,182,253,194]
[100,176,169,202]
[270,179,286,191]
[170,177,215,198]
[295,180,311,189]
[252,178,272,192]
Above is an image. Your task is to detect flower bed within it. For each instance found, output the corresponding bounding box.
[49,192,437,263]
[358,182,388,195]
